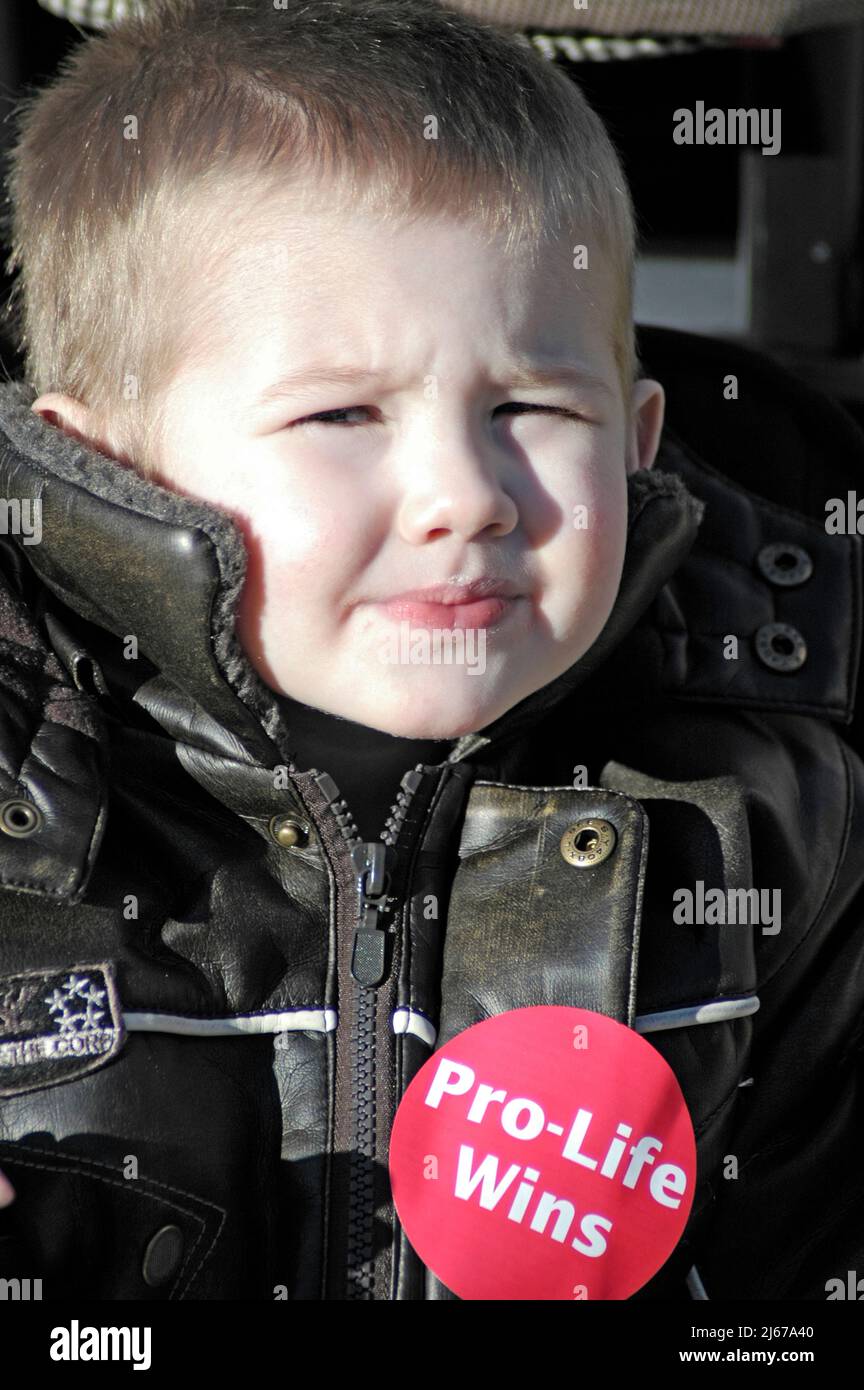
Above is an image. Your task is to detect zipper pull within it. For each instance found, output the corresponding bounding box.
[350,841,389,986]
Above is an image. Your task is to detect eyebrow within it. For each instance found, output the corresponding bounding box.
[250,357,615,409]
[503,361,615,397]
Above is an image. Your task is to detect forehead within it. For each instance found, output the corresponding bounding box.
[175,177,621,390]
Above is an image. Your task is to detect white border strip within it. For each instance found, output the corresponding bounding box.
[122,997,757,1042]
[635,996,759,1034]
[123,1008,337,1036]
[392,1008,437,1047]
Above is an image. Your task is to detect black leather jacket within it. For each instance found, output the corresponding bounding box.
[0,327,863,1301]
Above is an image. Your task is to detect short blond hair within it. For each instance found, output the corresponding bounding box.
[2,0,642,474]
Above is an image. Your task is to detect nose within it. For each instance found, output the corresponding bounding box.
[395,430,519,544]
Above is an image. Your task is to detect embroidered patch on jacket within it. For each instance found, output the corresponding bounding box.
[0,963,124,1096]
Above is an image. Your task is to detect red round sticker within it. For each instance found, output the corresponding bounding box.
[389,1006,696,1300]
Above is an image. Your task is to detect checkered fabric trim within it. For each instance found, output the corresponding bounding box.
[37,0,864,33]
[460,0,864,36]
[526,33,724,59]
[37,0,144,24]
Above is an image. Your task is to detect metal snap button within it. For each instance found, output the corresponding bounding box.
[142,1224,185,1288]
[756,542,813,587]
[754,622,807,672]
[560,818,617,867]
[0,799,44,838]
[269,814,309,848]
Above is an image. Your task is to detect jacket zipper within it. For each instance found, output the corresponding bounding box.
[312,764,425,1299]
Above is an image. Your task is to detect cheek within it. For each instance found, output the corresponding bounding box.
[585,481,628,574]
[518,422,627,536]
[252,447,392,575]
[230,482,364,592]
[544,457,628,631]
[561,447,628,558]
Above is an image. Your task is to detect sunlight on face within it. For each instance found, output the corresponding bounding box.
[143,186,662,738]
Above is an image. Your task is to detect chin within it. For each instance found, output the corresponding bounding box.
[356,691,510,741]
[384,717,476,740]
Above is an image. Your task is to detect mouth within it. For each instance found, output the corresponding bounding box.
[374,579,525,631]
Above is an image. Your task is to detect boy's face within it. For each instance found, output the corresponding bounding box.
[35,185,664,739]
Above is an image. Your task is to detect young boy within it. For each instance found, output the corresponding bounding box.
[0,0,862,1301]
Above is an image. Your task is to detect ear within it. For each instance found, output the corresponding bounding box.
[32,392,94,442]
[624,378,665,476]
[31,392,126,462]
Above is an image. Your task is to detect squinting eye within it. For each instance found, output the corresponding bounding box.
[496,403,583,420]
[294,406,374,427]
[291,402,585,429]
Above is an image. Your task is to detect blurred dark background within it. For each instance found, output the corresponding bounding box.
[1,1,863,425]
